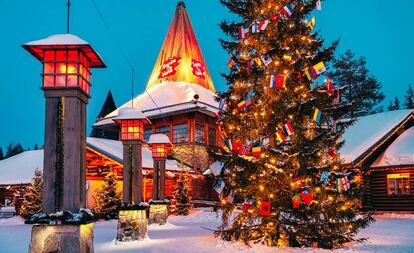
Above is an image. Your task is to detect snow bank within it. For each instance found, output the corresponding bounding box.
[0,150,42,185]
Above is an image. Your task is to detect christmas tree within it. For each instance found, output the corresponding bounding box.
[94,171,122,219]
[20,168,42,219]
[213,0,373,248]
[170,164,193,215]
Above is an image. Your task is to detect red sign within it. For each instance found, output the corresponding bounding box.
[191,59,206,79]
[158,56,181,79]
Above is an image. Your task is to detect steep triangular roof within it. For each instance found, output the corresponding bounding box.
[97,90,117,119]
[146,1,215,92]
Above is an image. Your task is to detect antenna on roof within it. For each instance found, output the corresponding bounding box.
[67,0,71,33]
[131,69,135,109]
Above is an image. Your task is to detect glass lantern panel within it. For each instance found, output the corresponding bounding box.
[44,63,54,74]
[44,51,55,61]
[56,51,67,61]
[68,50,79,61]
[121,133,128,140]
[56,63,67,74]
[86,83,90,95]
[43,76,54,87]
[67,75,78,87]
[56,76,66,87]
[66,63,78,74]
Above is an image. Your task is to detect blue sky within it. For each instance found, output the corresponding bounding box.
[0,0,412,149]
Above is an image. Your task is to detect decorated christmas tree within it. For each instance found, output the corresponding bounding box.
[170,164,193,216]
[94,171,122,219]
[213,0,373,248]
[20,168,42,218]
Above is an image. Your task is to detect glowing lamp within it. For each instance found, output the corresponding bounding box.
[22,34,106,96]
[148,134,172,158]
[113,108,150,141]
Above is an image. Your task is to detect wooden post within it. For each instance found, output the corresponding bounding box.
[122,143,132,204]
[152,160,159,200]
[133,142,143,203]
[159,159,166,200]
[122,141,143,204]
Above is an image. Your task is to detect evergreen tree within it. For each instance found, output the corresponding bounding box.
[331,50,384,117]
[33,144,39,150]
[20,168,42,219]
[5,143,24,158]
[94,171,121,219]
[0,147,3,160]
[170,164,193,215]
[404,84,414,109]
[388,96,401,111]
[214,0,373,249]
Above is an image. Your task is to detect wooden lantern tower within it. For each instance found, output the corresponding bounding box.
[23,34,106,213]
[148,134,172,200]
[113,107,150,204]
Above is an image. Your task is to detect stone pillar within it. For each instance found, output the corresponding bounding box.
[42,90,88,213]
[122,141,143,204]
[152,160,159,200]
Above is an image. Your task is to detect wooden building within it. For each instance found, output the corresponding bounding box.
[342,109,414,211]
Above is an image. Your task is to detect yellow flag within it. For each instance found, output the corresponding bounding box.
[308,16,315,30]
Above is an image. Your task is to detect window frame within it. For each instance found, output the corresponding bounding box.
[173,123,189,144]
[386,173,411,196]
[195,123,205,144]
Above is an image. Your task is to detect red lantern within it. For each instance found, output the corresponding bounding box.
[292,194,301,209]
[260,201,271,216]
[113,108,150,141]
[148,134,172,158]
[22,34,106,96]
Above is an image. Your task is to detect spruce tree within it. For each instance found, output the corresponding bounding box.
[94,171,122,219]
[20,168,42,219]
[170,164,193,215]
[388,96,401,111]
[0,147,3,160]
[214,0,373,248]
[331,50,384,117]
[404,84,414,109]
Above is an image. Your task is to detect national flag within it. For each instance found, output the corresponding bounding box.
[320,171,330,184]
[269,75,277,88]
[225,138,233,151]
[313,61,326,75]
[238,100,247,111]
[308,16,316,30]
[258,20,269,30]
[238,26,250,40]
[316,0,322,10]
[313,108,322,124]
[327,78,334,96]
[328,147,337,159]
[276,130,287,143]
[276,75,286,89]
[213,179,225,194]
[239,143,251,156]
[331,120,337,134]
[282,3,294,17]
[246,60,252,74]
[244,94,252,107]
[305,67,317,80]
[219,98,226,111]
[283,122,294,136]
[227,57,235,68]
[251,143,262,157]
[260,55,272,66]
[252,22,259,33]
[336,176,350,192]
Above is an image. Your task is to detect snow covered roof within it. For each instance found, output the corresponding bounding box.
[371,126,414,167]
[0,150,43,185]
[112,107,150,123]
[148,134,171,145]
[341,110,414,164]
[0,137,186,185]
[94,82,219,127]
[22,34,106,68]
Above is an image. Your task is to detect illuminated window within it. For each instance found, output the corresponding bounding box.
[156,126,170,138]
[173,124,188,144]
[144,128,153,142]
[208,127,216,146]
[195,124,205,144]
[387,173,410,195]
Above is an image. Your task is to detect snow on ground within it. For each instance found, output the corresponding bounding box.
[0,209,414,253]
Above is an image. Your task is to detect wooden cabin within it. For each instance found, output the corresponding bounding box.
[342,110,414,211]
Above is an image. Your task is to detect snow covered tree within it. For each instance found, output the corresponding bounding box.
[331,50,384,117]
[20,168,42,219]
[404,84,414,109]
[94,171,122,219]
[170,164,193,215]
[213,0,373,249]
[5,143,24,159]
[388,96,401,111]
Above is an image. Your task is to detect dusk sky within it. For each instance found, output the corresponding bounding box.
[0,0,412,149]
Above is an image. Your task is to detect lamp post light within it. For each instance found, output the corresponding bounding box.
[113,107,150,204]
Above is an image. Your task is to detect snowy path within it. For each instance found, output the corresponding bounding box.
[0,210,414,253]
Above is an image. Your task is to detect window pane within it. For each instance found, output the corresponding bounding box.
[44,63,54,74]
[144,128,152,142]
[173,124,188,143]
[44,51,55,61]
[208,127,216,146]
[387,173,410,195]
[195,124,205,143]
[43,75,54,87]
[68,50,78,61]
[56,51,66,61]
[156,126,170,138]
[56,76,66,87]
[67,75,77,87]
